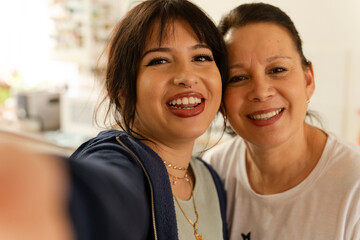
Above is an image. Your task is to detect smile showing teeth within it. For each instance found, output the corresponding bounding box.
[168,96,202,109]
[248,108,284,120]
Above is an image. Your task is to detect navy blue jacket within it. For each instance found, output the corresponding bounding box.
[68,130,227,240]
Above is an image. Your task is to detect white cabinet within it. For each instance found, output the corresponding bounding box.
[48,0,125,69]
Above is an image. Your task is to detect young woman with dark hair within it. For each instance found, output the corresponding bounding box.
[68,0,228,240]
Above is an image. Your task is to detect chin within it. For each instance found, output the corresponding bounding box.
[174,127,207,141]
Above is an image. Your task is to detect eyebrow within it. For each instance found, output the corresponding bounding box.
[229,55,292,69]
[229,63,245,70]
[265,55,292,62]
[142,43,211,58]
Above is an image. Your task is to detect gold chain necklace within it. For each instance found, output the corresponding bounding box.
[168,172,189,185]
[163,159,188,171]
[174,189,203,240]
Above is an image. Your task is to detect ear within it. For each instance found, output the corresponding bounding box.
[304,61,315,100]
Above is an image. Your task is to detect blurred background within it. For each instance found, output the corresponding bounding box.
[0,0,360,156]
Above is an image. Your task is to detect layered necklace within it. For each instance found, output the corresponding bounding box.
[163,159,189,185]
[163,159,203,240]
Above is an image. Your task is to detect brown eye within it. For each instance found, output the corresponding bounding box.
[193,54,214,62]
[228,75,248,83]
[145,58,169,66]
[268,67,287,74]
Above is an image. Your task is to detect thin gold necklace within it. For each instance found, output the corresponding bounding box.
[168,172,189,185]
[163,159,188,171]
[174,188,203,240]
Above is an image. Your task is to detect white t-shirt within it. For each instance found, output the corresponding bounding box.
[203,133,360,240]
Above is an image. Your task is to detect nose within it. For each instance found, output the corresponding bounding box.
[173,62,198,88]
[247,74,274,102]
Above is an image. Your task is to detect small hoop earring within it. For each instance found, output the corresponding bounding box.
[306,99,310,104]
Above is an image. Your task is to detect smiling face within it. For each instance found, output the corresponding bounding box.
[224,23,315,148]
[134,19,222,146]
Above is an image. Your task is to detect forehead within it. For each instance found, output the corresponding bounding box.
[226,23,297,60]
[144,18,199,49]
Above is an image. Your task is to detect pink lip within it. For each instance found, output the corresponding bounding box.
[247,108,284,127]
[166,91,205,118]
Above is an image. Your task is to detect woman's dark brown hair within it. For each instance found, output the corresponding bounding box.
[97,0,228,138]
[218,3,309,68]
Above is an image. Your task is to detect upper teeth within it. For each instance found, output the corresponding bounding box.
[249,109,283,120]
[169,97,202,106]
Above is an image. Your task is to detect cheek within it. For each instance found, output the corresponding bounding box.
[285,79,308,104]
[224,90,246,128]
[209,69,222,88]
[136,73,164,102]
[135,74,146,101]
[205,69,222,102]
[224,87,243,113]
[224,89,247,134]
[136,74,151,93]
[214,80,222,103]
